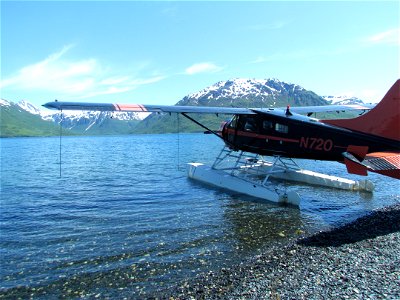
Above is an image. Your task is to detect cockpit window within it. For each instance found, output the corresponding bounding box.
[228,115,238,128]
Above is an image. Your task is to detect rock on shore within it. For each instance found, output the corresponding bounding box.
[167,203,400,299]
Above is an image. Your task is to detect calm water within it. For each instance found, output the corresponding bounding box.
[1,134,399,298]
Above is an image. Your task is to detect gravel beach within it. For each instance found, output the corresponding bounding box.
[167,203,400,299]
[1,204,398,299]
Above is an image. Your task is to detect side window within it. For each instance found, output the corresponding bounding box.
[244,118,257,132]
[262,121,274,131]
[275,123,288,134]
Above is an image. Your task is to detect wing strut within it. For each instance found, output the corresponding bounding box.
[180,112,226,143]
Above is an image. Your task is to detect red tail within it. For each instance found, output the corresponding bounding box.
[323,80,400,141]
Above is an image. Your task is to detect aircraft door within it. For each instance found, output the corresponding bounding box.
[223,115,239,148]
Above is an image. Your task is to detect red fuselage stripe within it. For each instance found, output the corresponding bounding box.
[225,128,299,143]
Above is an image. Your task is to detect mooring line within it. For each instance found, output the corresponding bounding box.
[177,112,180,171]
[59,110,63,178]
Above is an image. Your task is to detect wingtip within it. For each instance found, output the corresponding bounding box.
[42,101,60,110]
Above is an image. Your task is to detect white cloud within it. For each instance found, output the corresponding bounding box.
[0,45,165,99]
[100,76,130,86]
[184,62,223,75]
[366,28,400,45]
[79,76,166,99]
[129,76,166,86]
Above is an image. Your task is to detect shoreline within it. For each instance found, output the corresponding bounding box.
[166,203,400,299]
[1,204,398,299]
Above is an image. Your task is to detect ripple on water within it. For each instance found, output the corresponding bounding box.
[1,135,399,297]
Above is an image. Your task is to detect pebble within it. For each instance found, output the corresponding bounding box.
[161,203,400,299]
[2,204,399,299]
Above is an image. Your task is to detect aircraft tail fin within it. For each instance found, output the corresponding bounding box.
[323,80,400,141]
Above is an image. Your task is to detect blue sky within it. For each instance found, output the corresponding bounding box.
[1,1,399,108]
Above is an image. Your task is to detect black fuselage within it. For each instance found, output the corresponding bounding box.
[221,111,399,162]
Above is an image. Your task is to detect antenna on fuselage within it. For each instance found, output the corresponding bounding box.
[285,105,293,116]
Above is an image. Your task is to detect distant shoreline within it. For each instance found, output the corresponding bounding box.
[0,132,206,139]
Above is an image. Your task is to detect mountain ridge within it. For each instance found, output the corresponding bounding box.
[134,78,366,133]
[1,99,147,136]
[1,78,368,137]
[178,78,327,108]
[0,99,62,137]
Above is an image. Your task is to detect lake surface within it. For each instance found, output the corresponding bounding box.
[1,134,399,298]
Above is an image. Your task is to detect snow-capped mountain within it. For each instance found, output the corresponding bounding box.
[135,78,336,134]
[178,78,327,107]
[44,109,149,130]
[0,99,11,107]
[4,99,149,124]
[1,99,149,135]
[187,78,305,101]
[1,78,369,136]
[49,110,149,131]
[17,100,43,115]
[323,95,365,106]
[1,99,61,137]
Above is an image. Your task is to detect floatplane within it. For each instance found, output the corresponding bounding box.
[44,80,400,207]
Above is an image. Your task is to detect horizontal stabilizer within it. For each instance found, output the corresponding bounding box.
[364,152,400,179]
[343,151,400,179]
